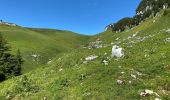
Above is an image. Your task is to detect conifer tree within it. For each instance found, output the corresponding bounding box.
[0,33,23,82]
[14,49,23,76]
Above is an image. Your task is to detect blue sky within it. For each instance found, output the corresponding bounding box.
[0,0,140,35]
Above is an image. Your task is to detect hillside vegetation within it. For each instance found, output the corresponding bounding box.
[0,7,169,100]
[0,25,89,73]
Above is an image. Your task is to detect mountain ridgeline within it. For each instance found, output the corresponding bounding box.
[106,0,170,32]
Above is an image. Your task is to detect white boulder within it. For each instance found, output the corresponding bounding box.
[112,45,124,58]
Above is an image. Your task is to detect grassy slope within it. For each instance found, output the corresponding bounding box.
[0,26,89,73]
[0,10,170,100]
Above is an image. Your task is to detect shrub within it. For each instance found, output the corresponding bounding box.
[13,75,40,97]
[49,78,70,92]
[60,79,70,87]
[163,9,170,16]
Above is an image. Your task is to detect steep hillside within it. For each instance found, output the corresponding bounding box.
[0,9,169,100]
[0,25,89,73]
[105,0,170,32]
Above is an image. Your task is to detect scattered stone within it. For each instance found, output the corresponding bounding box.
[165,29,170,33]
[6,94,12,100]
[131,74,137,80]
[116,79,125,85]
[31,54,38,58]
[103,60,108,65]
[128,36,132,39]
[47,59,52,64]
[85,55,98,61]
[144,54,149,57]
[145,89,154,94]
[155,97,161,100]
[83,61,87,64]
[30,53,40,62]
[140,89,160,97]
[132,32,139,37]
[58,58,61,60]
[154,92,160,97]
[110,42,114,45]
[140,91,148,97]
[136,71,142,76]
[161,89,168,95]
[115,38,119,41]
[88,40,103,49]
[80,74,86,80]
[83,92,91,96]
[59,68,63,72]
[164,38,170,42]
[112,45,124,58]
[140,89,154,97]
[128,81,132,84]
[43,96,47,100]
[80,82,83,86]
[153,20,156,23]
[106,56,111,61]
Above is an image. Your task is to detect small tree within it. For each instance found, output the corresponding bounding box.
[13,50,23,76]
[0,33,10,81]
[0,33,9,56]
[0,33,23,82]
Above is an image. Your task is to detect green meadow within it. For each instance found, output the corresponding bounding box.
[0,4,170,100]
